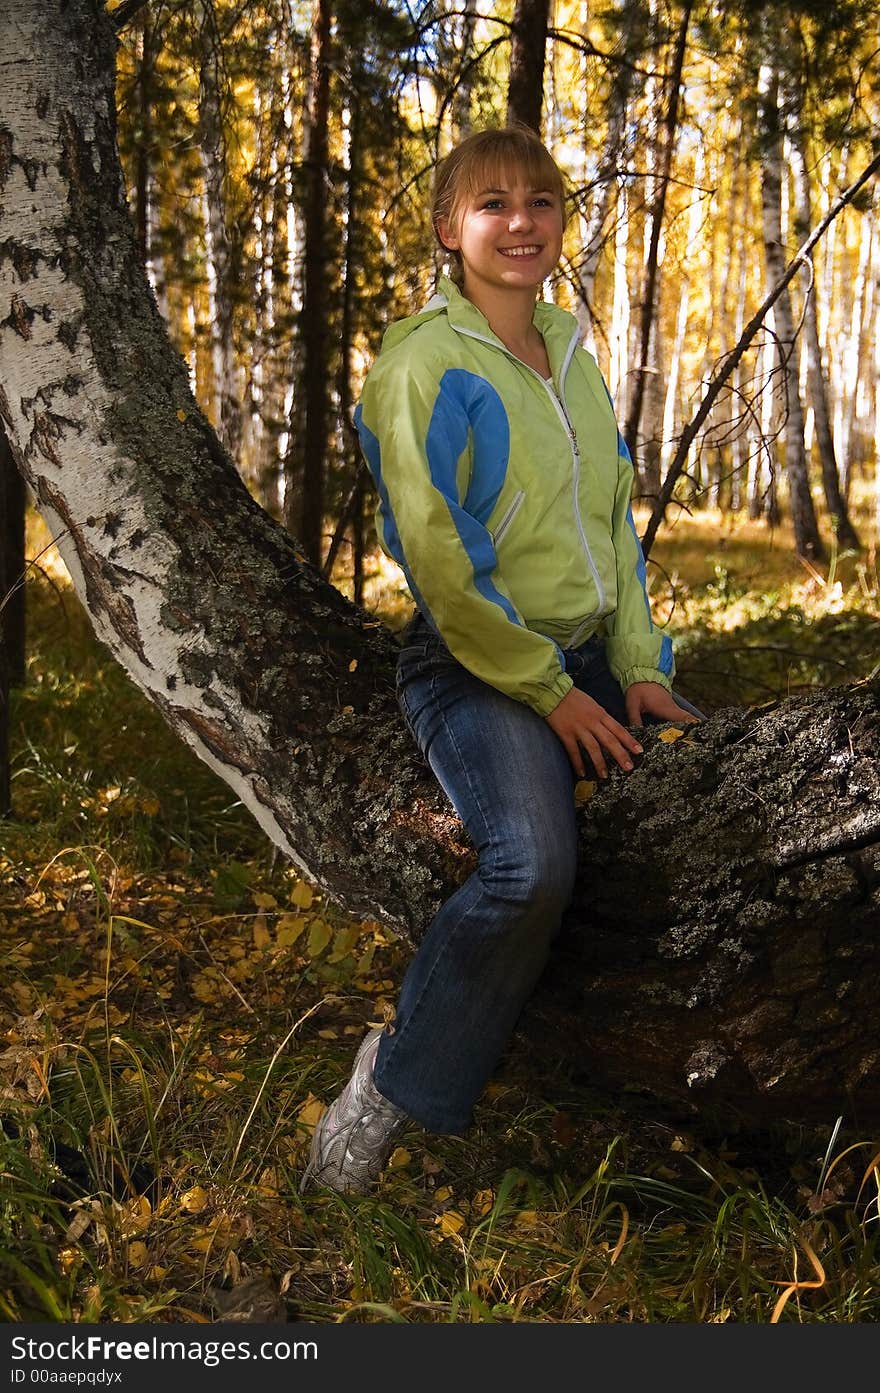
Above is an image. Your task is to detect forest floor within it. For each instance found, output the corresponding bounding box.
[2,494,880,1324]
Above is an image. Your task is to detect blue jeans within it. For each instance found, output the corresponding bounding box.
[373,613,702,1134]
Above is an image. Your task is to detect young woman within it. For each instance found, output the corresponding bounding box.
[304,125,701,1194]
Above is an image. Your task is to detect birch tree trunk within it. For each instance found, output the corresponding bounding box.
[197,0,244,462]
[788,121,859,551]
[622,0,692,458]
[131,8,168,323]
[2,0,880,1126]
[574,0,649,349]
[758,64,824,561]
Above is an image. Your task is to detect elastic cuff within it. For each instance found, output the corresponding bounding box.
[530,672,574,718]
[618,667,674,692]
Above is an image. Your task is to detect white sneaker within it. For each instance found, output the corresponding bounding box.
[302,1029,407,1194]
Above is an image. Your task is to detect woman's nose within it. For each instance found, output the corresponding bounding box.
[508,205,534,231]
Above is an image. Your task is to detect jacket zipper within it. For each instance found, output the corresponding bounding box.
[493,489,525,545]
[451,323,607,630]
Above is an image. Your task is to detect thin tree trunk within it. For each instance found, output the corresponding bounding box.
[505,0,551,133]
[285,0,332,566]
[788,120,859,550]
[841,210,873,500]
[0,424,25,817]
[729,156,749,509]
[197,0,244,460]
[452,0,478,137]
[132,6,168,321]
[623,0,693,456]
[324,63,363,584]
[758,65,824,562]
[574,0,649,349]
[609,183,630,406]
[0,620,8,818]
[1,426,26,688]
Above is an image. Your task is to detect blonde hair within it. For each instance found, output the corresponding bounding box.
[431,126,567,282]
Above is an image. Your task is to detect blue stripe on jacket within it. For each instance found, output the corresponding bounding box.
[354,405,435,626]
[356,371,522,632]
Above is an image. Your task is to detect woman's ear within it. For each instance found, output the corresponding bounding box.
[435,216,459,251]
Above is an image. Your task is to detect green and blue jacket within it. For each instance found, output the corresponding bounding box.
[354,276,674,717]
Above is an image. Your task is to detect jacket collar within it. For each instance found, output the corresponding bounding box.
[433,275,580,381]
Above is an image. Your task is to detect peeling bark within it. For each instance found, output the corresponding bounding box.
[1,0,879,1125]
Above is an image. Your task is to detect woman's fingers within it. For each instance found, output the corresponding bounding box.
[563,733,586,779]
[579,731,606,780]
[546,688,645,777]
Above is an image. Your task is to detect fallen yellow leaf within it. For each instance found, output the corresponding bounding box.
[436,1210,465,1237]
[289,882,314,910]
[658,727,684,743]
[307,920,332,958]
[574,779,598,806]
[297,1094,326,1135]
[180,1185,209,1214]
[276,913,307,949]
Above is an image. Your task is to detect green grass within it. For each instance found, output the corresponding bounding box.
[2,501,880,1323]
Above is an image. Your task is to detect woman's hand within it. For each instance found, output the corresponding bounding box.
[624,681,700,728]
[544,687,644,780]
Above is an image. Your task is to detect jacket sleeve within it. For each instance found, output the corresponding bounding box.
[603,428,676,692]
[355,351,573,717]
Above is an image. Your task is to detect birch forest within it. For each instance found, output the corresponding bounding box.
[112,0,880,587]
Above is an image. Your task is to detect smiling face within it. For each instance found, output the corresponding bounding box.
[436,180,565,300]
[431,129,568,303]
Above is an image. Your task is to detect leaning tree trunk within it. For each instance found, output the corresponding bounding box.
[1,0,879,1127]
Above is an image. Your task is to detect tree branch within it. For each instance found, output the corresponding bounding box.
[108,0,150,32]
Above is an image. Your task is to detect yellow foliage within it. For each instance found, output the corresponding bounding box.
[289,881,315,910]
[179,1186,209,1214]
[574,779,598,805]
[435,1210,465,1238]
[306,919,332,958]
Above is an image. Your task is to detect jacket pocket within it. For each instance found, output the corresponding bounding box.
[492,489,525,547]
